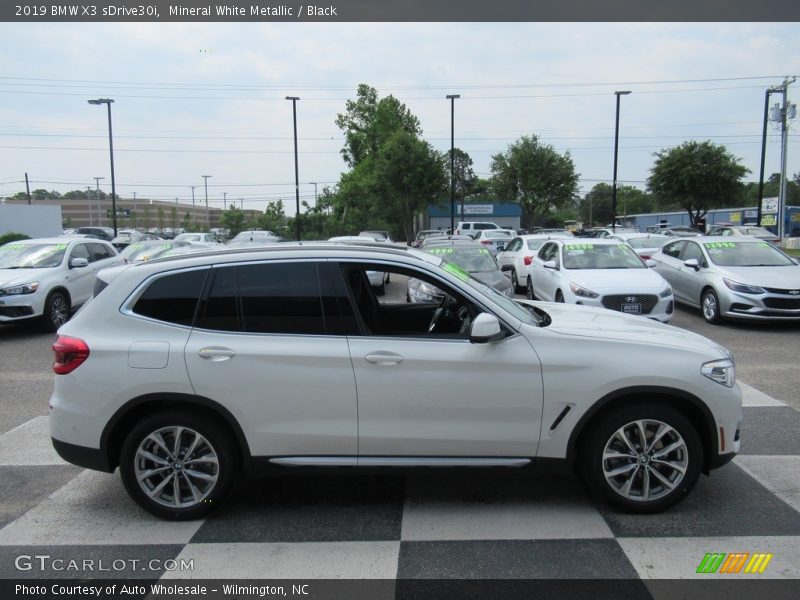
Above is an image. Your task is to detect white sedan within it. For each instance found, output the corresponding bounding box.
[174,232,225,247]
[497,234,572,295]
[529,239,675,322]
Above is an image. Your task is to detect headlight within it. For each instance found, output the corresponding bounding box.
[723,278,764,295]
[701,358,736,388]
[659,284,673,298]
[0,281,39,296]
[569,282,599,299]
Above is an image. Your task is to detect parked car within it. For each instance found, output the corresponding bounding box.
[420,234,474,247]
[174,232,225,247]
[472,229,515,255]
[411,229,446,248]
[661,226,702,238]
[74,226,115,242]
[651,236,800,323]
[707,225,780,245]
[0,237,122,330]
[496,234,564,294]
[453,221,503,237]
[110,230,160,250]
[607,233,672,260]
[359,230,393,243]
[226,230,283,247]
[120,240,192,263]
[50,243,741,519]
[529,239,674,322]
[408,239,513,302]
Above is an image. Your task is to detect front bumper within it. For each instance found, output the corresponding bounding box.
[720,288,800,320]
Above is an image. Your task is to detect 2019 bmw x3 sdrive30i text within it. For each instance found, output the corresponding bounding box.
[50,244,742,520]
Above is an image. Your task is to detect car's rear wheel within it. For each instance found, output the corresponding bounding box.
[511,269,524,294]
[526,276,535,300]
[43,291,70,332]
[580,404,702,513]
[555,290,565,303]
[119,412,238,520]
[701,289,722,324]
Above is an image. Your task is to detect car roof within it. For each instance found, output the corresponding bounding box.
[18,237,106,245]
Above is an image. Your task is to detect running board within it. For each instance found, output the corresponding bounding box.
[269,457,531,468]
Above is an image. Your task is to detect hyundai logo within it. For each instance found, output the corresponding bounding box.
[625,296,638,303]
[790,290,800,295]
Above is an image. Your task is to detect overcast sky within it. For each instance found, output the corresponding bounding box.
[1,22,799,215]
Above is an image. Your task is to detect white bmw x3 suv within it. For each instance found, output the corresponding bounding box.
[50,244,742,520]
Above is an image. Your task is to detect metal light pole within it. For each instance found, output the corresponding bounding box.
[611,90,631,233]
[757,88,777,227]
[93,176,104,227]
[202,175,212,229]
[132,192,137,225]
[286,96,301,240]
[86,187,92,226]
[310,181,318,206]
[223,191,228,211]
[446,94,460,232]
[776,78,796,241]
[88,98,118,236]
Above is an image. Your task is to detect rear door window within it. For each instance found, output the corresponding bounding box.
[132,269,209,326]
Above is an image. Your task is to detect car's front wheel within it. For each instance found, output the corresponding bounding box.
[580,404,702,513]
[119,412,238,520]
[701,288,722,324]
[43,291,70,332]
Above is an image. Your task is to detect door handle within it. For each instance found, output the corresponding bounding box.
[365,352,404,366]
[198,347,236,361]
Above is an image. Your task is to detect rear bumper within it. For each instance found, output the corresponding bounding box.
[52,437,113,472]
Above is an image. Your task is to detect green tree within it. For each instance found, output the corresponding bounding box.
[489,135,579,229]
[647,141,749,225]
[257,200,288,237]
[371,130,448,241]
[579,183,653,227]
[335,83,421,168]
[221,206,247,237]
[446,147,478,204]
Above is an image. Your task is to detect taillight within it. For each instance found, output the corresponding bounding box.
[52,336,90,375]
[480,240,492,245]
[523,255,533,266]
[640,254,651,260]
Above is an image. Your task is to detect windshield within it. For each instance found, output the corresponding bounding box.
[175,234,201,242]
[426,246,498,272]
[0,243,67,269]
[484,230,513,239]
[704,241,795,267]
[626,235,670,249]
[562,243,645,269]
[440,261,537,325]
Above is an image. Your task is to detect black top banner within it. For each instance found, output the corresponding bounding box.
[4,0,800,22]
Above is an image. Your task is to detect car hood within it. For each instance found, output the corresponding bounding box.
[566,267,668,292]
[473,270,513,292]
[714,264,800,289]
[519,300,729,356]
[0,268,54,287]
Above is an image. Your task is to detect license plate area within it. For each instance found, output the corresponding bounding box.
[622,303,642,314]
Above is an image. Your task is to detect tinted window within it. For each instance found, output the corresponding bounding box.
[196,262,326,335]
[88,243,113,262]
[133,269,208,326]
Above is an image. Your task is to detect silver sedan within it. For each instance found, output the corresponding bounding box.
[651,236,800,323]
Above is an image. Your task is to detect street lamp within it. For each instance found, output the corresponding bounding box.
[223,191,227,211]
[88,98,118,236]
[286,96,301,240]
[446,94,460,232]
[309,181,318,206]
[611,90,631,233]
[202,175,212,229]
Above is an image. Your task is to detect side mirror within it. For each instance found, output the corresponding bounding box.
[683,258,700,271]
[69,257,89,269]
[645,259,657,268]
[543,260,558,270]
[470,313,502,344]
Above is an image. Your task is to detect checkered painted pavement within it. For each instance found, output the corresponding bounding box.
[0,381,798,589]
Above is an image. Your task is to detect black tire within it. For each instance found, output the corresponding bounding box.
[555,290,565,303]
[580,404,703,513]
[701,288,722,324]
[526,276,535,300]
[42,291,70,332]
[511,269,524,294]
[119,411,239,520]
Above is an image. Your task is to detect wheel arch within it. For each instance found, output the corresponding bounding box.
[567,386,718,475]
[100,393,251,472]
[45,285,72,306]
